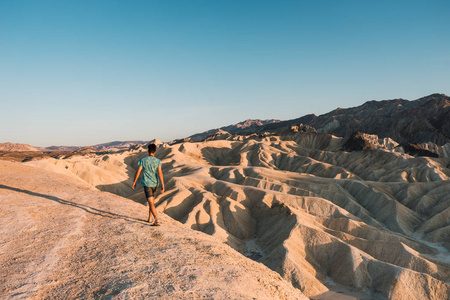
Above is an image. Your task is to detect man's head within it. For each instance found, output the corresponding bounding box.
[148,143,157,154]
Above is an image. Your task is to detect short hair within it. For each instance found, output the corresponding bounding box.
[148,143,157,153]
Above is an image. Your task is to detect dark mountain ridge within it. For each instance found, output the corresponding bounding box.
[184,119,281,142]
[92,140,149,151]
[309,93,450,145]
[188,93,450,145]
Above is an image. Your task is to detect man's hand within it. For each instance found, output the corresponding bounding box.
[132,167,142,191]
[157,166,165,194]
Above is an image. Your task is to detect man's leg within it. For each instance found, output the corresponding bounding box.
[144,187,154,223]
[146,196,154,223]
[147,196,158,224]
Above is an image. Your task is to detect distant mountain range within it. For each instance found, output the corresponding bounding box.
[185,119,280,142]
[42,145,81,152]
[0,142,40,152]
[42,140,150,152]
[187,93,450,145]
[0,140,149,152]
[91,140,149,151]
[2,93,449,152]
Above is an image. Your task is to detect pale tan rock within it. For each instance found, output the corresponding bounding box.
[0,161,307,299]
[0,142,39,152]
[23,135,450,299]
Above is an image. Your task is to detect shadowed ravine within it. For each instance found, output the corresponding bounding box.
[25,133,450,299]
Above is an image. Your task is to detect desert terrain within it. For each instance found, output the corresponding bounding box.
[2,95,450,299]
[0,160,307,299]
[9,127,448,299]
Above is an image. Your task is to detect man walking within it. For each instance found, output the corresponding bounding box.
[132,143,164,226]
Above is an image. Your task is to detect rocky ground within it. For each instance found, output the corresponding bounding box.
[17,129,450,299]
[0,160,308,299]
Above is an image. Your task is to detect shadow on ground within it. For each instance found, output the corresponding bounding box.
[0,184,151,225]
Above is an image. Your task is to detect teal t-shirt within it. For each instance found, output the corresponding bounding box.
[138,156,162,187]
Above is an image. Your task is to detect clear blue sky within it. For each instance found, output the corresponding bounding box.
[1,0,449,147]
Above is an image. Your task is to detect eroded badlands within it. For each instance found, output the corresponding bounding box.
[0,161,307,299]
[7,131,450,299]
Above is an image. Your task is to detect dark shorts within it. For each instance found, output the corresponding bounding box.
[144,186,157,198]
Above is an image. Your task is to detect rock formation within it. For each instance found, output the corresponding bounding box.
[401,143,440,158]
[309,93,450,145]
[24,130,450,299]
[0,161,307,299]
[0,142,39,152]
[187,93,450,146]
[92,140,151,151]
[3,93,450,299]
[343,132,380,151]
[420,142,450,158]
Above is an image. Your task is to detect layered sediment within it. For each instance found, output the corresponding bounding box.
[24,131,450,299]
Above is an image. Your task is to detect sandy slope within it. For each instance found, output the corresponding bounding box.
[0,143,39,152]
[0,161,307,299]
[23,132,450,299]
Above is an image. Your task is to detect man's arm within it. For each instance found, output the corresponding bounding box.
[157,165,165,193]
[132,166,143,190]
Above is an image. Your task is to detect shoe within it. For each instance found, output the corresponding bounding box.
[151,221,161,226]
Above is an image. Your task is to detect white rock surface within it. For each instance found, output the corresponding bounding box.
[23,134,450,299]
[0,161,307,299]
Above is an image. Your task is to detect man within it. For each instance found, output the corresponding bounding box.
[132,143,165,226]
